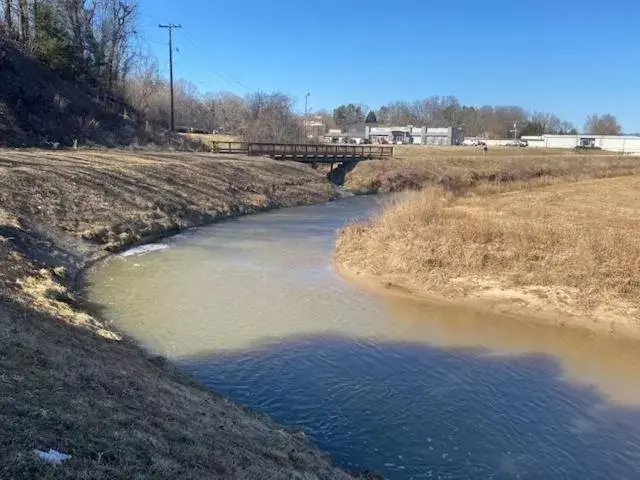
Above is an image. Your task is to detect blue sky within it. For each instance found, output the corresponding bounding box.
[138,0,640,131]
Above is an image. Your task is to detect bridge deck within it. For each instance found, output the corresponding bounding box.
[212,142,393,163]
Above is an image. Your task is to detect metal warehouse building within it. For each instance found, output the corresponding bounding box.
[522,134,640,154]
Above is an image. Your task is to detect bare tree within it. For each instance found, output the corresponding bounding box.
[214,92,245,134]
[373,98,580,139]
[584,114,622,135]
[125,53,165,119]
[57,0,99,70]
[97,0,137,90]
[559,120,577,134]
[244,92,304,142]
[17,0,27,43]
[377,106,391,125]
[3,0,13,33]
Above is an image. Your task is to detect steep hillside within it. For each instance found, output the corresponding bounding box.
[0,36,195,149]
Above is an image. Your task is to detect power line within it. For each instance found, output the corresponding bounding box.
[176,29,253,92]
[159,24,182,131]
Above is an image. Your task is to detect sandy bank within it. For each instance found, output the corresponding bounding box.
[0,150,361,479]
[335,176,640,339]
[336,262,640,341]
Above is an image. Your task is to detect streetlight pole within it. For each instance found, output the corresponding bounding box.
[509,122,519,145]
[456,123,465,145]
[304,92,310,139]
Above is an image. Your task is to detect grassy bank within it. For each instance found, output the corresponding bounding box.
[336,175,640,337]
[185,133,240,147]
[344,148,640,194]
[0,150,356,478]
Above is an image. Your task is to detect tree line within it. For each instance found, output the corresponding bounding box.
[0,3,625,141]
[326,98,623,137]
[2,0,137,91]
[1,0,307,142]
[125,64,305,142]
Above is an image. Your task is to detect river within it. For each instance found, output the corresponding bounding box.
[86,196,640,479]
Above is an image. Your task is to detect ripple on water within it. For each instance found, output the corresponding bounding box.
[87,196,640,480]
[119,243,169,257]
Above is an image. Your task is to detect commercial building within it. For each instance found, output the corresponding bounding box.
[303,118,326,139]
[323,125,460,145]
[521,134,640,154]
[369,126,424,144]
[424,127,460,146]
[324,127,368,144]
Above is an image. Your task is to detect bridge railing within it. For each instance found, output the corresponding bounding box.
[212,141,394,158]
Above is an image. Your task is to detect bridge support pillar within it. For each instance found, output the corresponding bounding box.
[327,161,358,186]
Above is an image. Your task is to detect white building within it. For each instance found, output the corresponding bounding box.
[424,127,457,146]
[369,126,425,144]
[368,126,459,145]
[522,134,640,154]
[323,124,461,145]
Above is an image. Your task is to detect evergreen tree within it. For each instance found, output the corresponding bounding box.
[32,2,73,70]
[365,111,377,124]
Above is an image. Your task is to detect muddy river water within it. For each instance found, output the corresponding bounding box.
[87,196,640,479]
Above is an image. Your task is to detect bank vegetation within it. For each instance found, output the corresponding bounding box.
[344,148,640,194]
[0,150,357,478]
[336,173,640,337]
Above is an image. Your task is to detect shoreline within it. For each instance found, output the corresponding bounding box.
[333,175,640,342]
[334,261,640,341]
[0,151,362,478]
[70,195,340,292]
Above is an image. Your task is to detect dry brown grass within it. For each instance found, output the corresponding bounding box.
[345,150,640,194]
[0,150,336,252]
[0,150,352,479]
[336,176,640,336]
[186,133,240,146]
[393,145,619,158]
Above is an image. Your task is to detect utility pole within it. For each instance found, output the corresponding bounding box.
[159,23,182,131]
[304,92,311,139]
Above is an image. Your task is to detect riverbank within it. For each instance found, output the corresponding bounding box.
[343,149,640,194]
[335,175,640,338]
[0,150,358,478]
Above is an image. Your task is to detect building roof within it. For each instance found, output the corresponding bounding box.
[324,127,366,138]
[426,127,451,135]
[522,134,640,140]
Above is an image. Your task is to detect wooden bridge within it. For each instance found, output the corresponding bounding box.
[212,141,394,163]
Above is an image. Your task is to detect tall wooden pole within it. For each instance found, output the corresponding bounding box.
[159,24,182,131]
